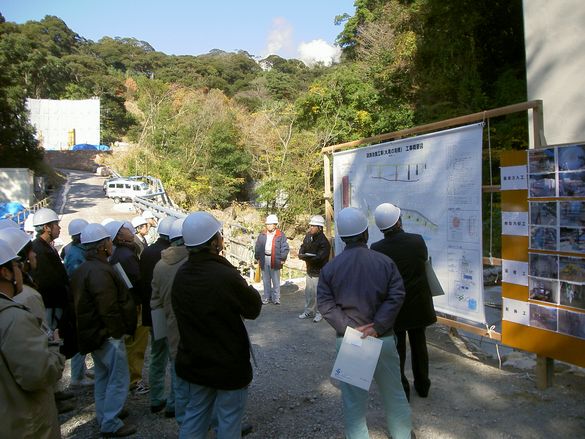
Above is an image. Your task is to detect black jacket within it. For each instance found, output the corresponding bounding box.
[109,243,142,308]
[71,255,137,354]
[172,251,262,390]
[298,230,331,276]
[139,238,170,326]
[31,238,69,309]
[371,229,437,331]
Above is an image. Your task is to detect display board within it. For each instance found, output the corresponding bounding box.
[332,123,485,323]
[501,145,585,368]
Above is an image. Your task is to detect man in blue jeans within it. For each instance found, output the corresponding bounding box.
[318,207,412,439]
[72,224,137,437]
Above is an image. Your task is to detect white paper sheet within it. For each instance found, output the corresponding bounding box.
[331,327,383,391]
[151,308,167,340]
[113,262,133,289]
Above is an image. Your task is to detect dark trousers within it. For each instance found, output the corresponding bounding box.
[395,327,431,398]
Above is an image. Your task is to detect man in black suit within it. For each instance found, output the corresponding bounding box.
[371,203,437,400]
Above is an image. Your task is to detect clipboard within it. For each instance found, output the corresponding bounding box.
[425,257,445,296]
[113,262,133,289]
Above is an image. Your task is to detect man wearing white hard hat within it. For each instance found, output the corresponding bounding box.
[172,211,262,438]
[298,215,331,323]
[254,214,289,305]
[71,224,137,437]
[317,207,412,439]
[0,238,65,439]
[371,203,436,401]
[142,210,159,245]
[132,216,149,257]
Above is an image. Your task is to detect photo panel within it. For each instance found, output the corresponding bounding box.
[528,147,556,174]
[559,227,585,254]
[558,144,585,171]
[529,253,558,278]
[559,171,585,197]
[528,277,559,304]
[559,256,585,282]
[529,173,556,198]
[529,226,557,251]
[530,201,557,226]
[560,282,585,311]
[529,303,558,332]
[560,201,585,228]
[558,309,585,340]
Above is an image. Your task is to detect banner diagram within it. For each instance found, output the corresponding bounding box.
[332,123,485,324]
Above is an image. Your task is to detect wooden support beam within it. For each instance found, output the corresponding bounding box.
[482,256,502,266]
[536,355,554,389]
[436,316,501,341]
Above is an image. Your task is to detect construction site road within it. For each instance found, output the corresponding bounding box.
[54,170,585,438]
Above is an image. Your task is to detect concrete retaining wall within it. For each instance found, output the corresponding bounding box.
[44,150,111,172]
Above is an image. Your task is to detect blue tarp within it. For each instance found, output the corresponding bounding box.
[0,202,26,220]
[71,144,110,151]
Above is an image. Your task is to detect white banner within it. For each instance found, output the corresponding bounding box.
[501,165,528,190]
[502,260,529,286]
[333,123,485,324]
[502,211,529,236]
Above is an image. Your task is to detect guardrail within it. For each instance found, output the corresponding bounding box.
[7,197,52,228]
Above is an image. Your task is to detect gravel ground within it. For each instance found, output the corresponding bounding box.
[59,279,585,439]
[55,170,585,438]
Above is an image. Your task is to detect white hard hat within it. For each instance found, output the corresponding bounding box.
[122,221,134,233]
[0,239,19,266]
[32,208,59,226]
[309,215,326,227]
[68,218,89,236]
[81,223,110,245]
[104,220,124,240]
[142,210,155,219]
[0,228,31,254]
[131,216,147,229]
[169,217,185,240]
[157,216,175,237]
[374,203,401,231]
[100,218,115,226]
[0,219,19,230]
[265,214,278,225]
[182,212,222,247]
[336,207,368,238]
[24,215,35,233]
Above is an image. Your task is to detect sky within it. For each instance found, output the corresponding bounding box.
[0,0,356,65]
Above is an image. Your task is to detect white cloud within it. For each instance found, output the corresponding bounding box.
[297,39,341,67]
[264,17,294,57]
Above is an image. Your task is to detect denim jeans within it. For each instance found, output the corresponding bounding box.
[92,338,130,433]
[45,307,63,331]
[336,334,412,439]
[149,331,175,411]
[304,274,319,315]
[262,256,281,302]
[178,378,248,439]
[71,352,87,381]
[174,363,189,426]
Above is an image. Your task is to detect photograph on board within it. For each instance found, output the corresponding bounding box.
[558,309,585,340]
[529,303,558,332]
[558,144,585,171]
[560,201,585,228]
[559,256,585,283]
[529,173,556,198]
[530,201,557,226]
[528,147,556,174]
[528,277,559,304]
[559,171,585,197]
[529,226,557,251]
[560,281,585,311]
[529,253,558,279]
[559,227,585,254]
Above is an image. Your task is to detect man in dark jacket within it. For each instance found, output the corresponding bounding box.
[172,211,262,438]
[298,215,331,323]
[254,214,289,305]
[371,203,437,400]
[138,216,175,415]
[71,223,137,437]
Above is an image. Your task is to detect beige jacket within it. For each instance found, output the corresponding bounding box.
[0,293,64,439]
[150,245,188,358]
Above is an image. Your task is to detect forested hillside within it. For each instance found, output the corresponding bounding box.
[0,0,527,224]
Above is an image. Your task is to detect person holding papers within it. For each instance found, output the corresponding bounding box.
[71,224,137,437]
[371,203,437,401]
[317,207,412,439]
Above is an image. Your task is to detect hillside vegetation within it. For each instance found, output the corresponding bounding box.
[0,1,527,230]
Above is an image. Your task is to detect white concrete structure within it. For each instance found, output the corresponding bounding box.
[0,168,34,207]
[26,98,100,150]
[523,1,585,145]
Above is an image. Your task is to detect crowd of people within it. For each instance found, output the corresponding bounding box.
[0,201,437,439]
